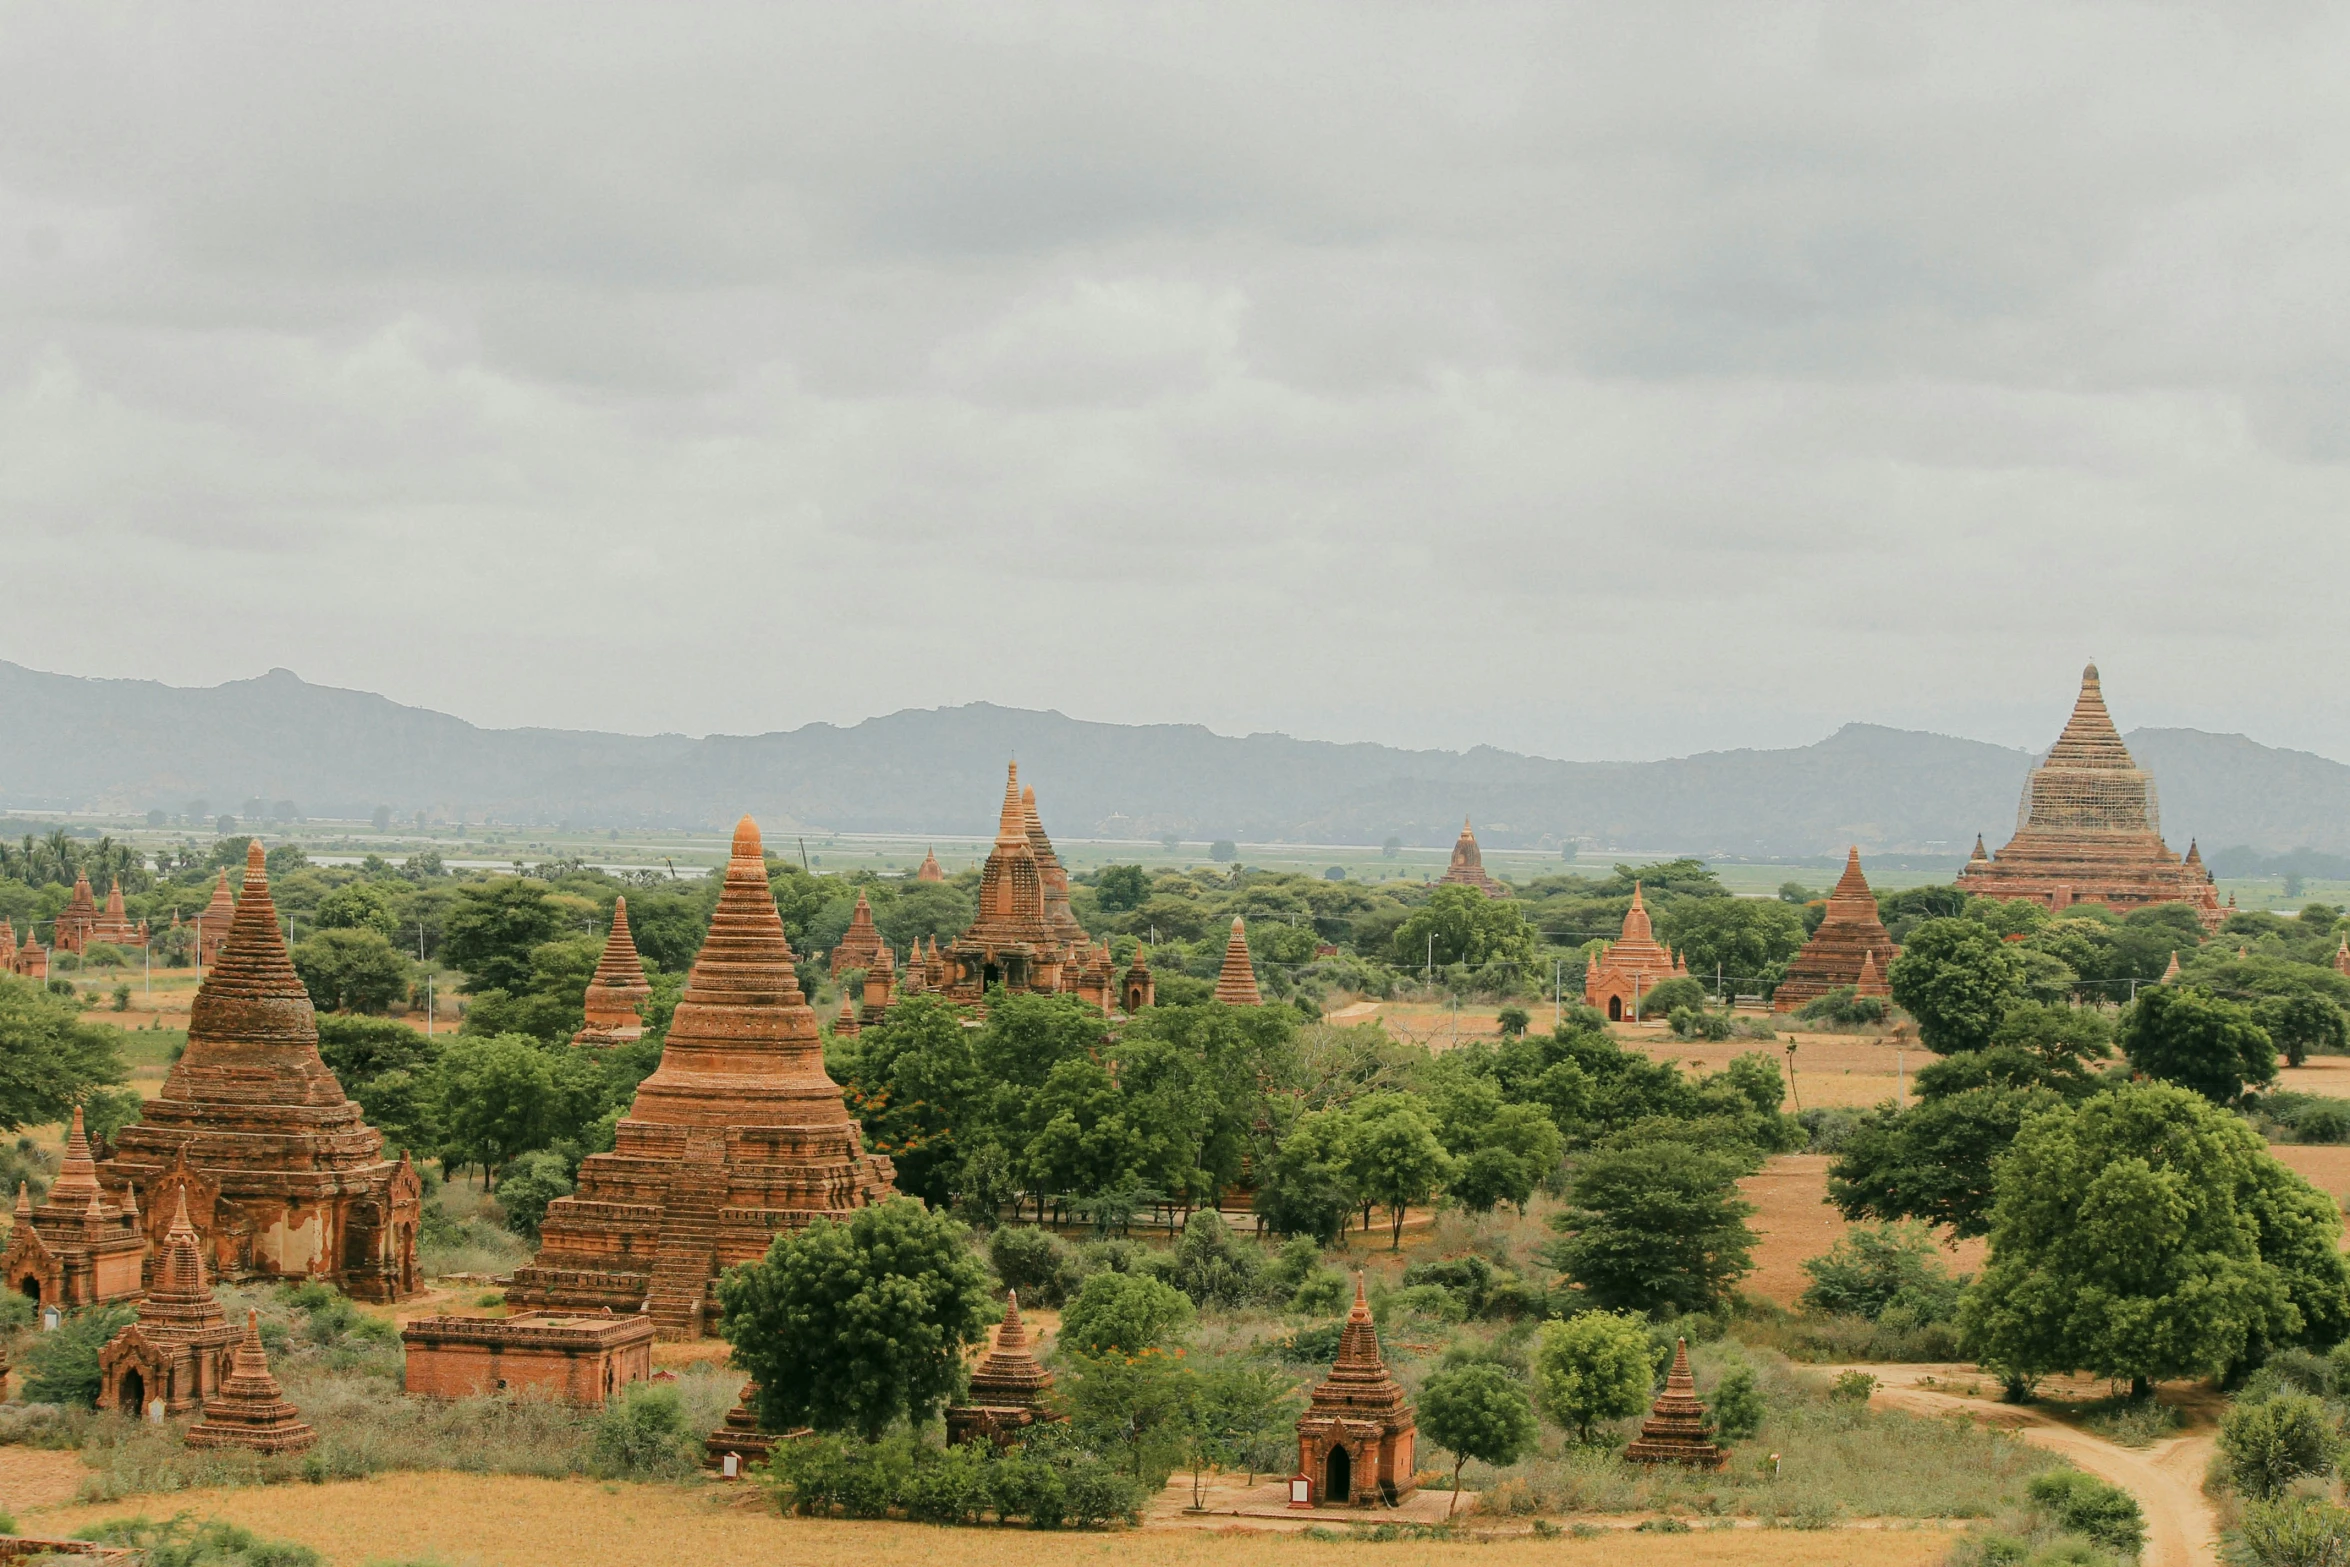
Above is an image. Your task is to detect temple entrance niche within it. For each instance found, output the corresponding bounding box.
[120,1369,145,1416]
[1607,997,1622,1021]
[1325,1446,1351,1503]
[18,1275,38,1301]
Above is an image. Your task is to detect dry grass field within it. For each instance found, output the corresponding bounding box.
[1738,1156,1986,1307]
[24,1471,1959,1567]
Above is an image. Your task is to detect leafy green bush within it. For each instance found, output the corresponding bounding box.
[494,1149,574,1240]
[988,1225,1083,1307]
[2221,1393,2339,1500]
[73,1514,323,1567]
[1795,986,1887,1027]
[1711,1361,1765,1439]
[2232,1493,2350,1567]
[1668,1006,1733,1042]
[1799,1221,1965,1323]
[768,1433,1143,1528]
[1828,1370,1878,1404]
[2026,1470,2145,1553]
[1635,977,1707,1020]
[1168,1211,1262,1308]
[21,1302,139,1406]
[592,1383,695,1477]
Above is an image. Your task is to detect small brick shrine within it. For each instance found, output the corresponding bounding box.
[1294,1278,1416,1507]
[402,1308,654,1406]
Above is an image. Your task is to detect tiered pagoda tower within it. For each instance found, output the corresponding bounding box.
[1437,819,1507,897]
[1294,1278,1417,1506]
[1624,1339,1727,1468]
[1957,665,2223,930]
[1120,943,1155,1014]
[1582,885,1687,1021]
[0,1106,148,1311]
[192,872,237,966]
[90,882,146,948]
[1214,918,1263,1006]
[945,1292,1058,1445]
[916,848,945,883]
[99,841,422,1301]
[941,765,1088,1002]
[53,873,98,954]
[98,1189,242,1418]
[1773,848,1900,1013]
[507,818,895,1339]
[830,891,885,977]
[573,896,654,1046]
[183,1309,315,1455]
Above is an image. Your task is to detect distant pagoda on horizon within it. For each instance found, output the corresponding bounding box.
[1436,819,1508,898]
[1957,664,2222,931]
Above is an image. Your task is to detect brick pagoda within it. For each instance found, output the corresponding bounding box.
[99,841,422,1301]
[506,817,896,1339]
[860,942,897,1024]
[183,1309,315,1455]
[1957,665,2224,930]
[1214,918,1263,1006]
[1120,943,1155,1014]
[1293,1278,1416,1507]
[98,1189,242,1419]
[11,930,46,981]
[946,1292,1058,1446]
[1853,948,1889,999]
[0,918,14,972]
[940,765,1088,1002]
[53,873,98,955]
[573,896,653,1047]
[90,882,147,949]
[1624,1339,1726,1468]
[1582,885,1688,1021]
[830,891,885,977]
[916,848,945,883]
[402,1308,654,1406]
[1773,848,1900,1013]
[1437,819,1507,897]
[705,1382,784,1475]
[0,1106,148,1312]
[192,872,237,966]
[1023,786,1091,961]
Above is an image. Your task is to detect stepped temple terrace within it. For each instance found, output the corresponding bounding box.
[572,895,653,1047]
[1437,818,1507,896]
[1773,848,1900,1013]
[1582,884,1688,1021]
[98,1189,242,1419]
[945,1293,1057,1446]
[507,817,895,1340]
[1625,1340,1728,1469]
[1957,664,2224,930]
[1,1106,147,1312]
[1293,1277,1416,1507]
[99,841,422,1301]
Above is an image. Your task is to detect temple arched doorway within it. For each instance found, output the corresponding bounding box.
[119,1368,145,1416]
[1324,1445,1351,1504]
[1607,996,1622,1021]
[17,1274,40,1302]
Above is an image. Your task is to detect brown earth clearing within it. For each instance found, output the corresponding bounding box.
[26,1470,1957,1567]
[1738,1155,1985,1308]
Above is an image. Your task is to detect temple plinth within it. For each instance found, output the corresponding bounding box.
[99,841,421,1301]
[1623,1339,1726,1468]
[1214,918,1263,1006]
[1583,884,1688,1022]
[1437,818,1507,897]
[1773,849,1900,1013]
[946,1292,1059,1446]
[574,896,654,1047]
[183,1309,315,1455]
[1957,665,2223,930]
[507,817,895,1340]
[1294,1277,1416,1506]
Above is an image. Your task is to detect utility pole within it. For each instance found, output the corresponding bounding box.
[1554,957,1562,1028]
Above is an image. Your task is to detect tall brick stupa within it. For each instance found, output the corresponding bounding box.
[1957,665,2223,930]
[1773,848,1900,1013]
[100,842,421,1301]
[1437,819,1508,897]
[572,896,653,1047]
[508,817,896,1339]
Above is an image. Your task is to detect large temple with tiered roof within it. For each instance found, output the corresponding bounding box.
[508,817,895,1339]
[1582,885,1688,1021]
[1774,848,1900,1013]
[100,841,421,1301]
[1957,665,2222,930]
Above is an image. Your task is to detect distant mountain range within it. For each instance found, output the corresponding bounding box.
[4,660,2347,858]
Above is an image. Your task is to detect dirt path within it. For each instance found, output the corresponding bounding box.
[1824,1365,2220,1567]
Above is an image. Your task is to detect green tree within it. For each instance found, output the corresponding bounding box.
[1530,1310,1658,1442]
[1656,898,1808,996]
[2119,985,2276,1103]
[20,1302,138,1406]
[1711,1360,1765,1439]
[442,878,564,994]
[433,1033,557,1185]
[2220,1394,2339,1500]
[2256,991,2348,1070]
[1342,1094,1456,1249]
[1066,1344,1196,1485]
[1417,1363,1539,1516]
[1391,885,1537,971]
[1252,1106,1358,1244]
[714,1197,993,1440]
[313,880,403,942]
[1095,866,1151,913]
[0,978,129,1131]
[1959,1083,2349,1396]
[495,1149,575,1239]
[1546,1135,1755,1313]
[1060,1270,1194,1356]
[1887,919,2028,1054]
[1182,1364,1298,1504]
[290,928,412,1014]
[1799,1221,1964,1322]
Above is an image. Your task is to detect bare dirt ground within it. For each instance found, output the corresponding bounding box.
[24,1470,1957,1567]
[1738,1156,1986,1307]
[1829,1364,2222,1567]
[0,1445,91,1512]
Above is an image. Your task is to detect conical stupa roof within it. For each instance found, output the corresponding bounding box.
[966,1291,1053,1407]
[166,841,349,1108]
[184,1309,315,1453]
[1214,917,1261,1006]
[2044,663,2137,771]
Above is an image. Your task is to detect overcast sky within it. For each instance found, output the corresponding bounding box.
[3,4,2346,764]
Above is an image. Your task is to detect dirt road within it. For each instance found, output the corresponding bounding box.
[1824,1365,2220,1567]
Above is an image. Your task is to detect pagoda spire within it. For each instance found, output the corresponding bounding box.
[1214,917,1262,1006]
[2044,661,2136,770]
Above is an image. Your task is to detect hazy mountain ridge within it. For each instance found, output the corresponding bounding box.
[2,660,2344,857]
